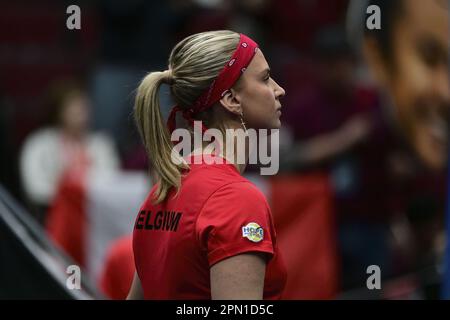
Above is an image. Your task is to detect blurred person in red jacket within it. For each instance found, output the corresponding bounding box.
[99,236,135,300]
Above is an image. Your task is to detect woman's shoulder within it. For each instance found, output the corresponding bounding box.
[183,157,242,183]
[184,157,266,200]
[22,127,60,150]
[87,131,115,146]
[216,179,268,203]
[27,127,59,140]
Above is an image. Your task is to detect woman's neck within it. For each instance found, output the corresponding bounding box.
[61,128,87,142]
[188,124,250,175]
[190,146,248,175]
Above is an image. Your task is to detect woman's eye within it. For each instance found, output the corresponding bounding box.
[418,38,444,68]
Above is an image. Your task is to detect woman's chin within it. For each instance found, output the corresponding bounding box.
[272,119,282,130]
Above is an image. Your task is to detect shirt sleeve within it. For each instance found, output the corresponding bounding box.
[20,130,60,205]
[195,181,276,267]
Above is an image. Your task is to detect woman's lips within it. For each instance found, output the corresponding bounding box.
[424,110,448,145]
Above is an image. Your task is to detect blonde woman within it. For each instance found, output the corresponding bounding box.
[128,30,286,300]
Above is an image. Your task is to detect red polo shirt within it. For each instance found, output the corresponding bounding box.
[132,154,286,299]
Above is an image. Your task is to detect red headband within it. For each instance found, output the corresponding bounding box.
[167,33,259,134]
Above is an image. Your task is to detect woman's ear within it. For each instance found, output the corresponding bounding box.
[219,89,242,115]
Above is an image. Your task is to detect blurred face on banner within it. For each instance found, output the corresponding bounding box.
[364,0,449,171]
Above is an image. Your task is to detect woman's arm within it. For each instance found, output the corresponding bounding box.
[126,272,144,300]
[210,253,267,300]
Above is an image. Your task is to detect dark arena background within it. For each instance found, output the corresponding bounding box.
[0,0,449,306]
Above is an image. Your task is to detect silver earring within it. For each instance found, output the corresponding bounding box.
[239,111,248,133]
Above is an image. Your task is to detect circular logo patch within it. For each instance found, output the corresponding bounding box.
[242,222,264,243]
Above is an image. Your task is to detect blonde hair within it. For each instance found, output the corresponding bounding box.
[134,30,240,204]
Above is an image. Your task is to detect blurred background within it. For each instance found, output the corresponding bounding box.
[0,0,448,299]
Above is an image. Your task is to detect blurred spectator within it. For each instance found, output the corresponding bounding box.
[20,81,120,222]
[281,26,403,289]
[99,236,134,300]
[282,26,376,171]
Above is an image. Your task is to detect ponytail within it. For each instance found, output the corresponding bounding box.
[134,31,241,204]
[134,71,188,204]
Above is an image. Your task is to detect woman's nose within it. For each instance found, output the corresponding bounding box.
[274,80,286,98]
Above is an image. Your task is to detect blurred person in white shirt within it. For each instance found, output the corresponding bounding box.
[20,81,120,218]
